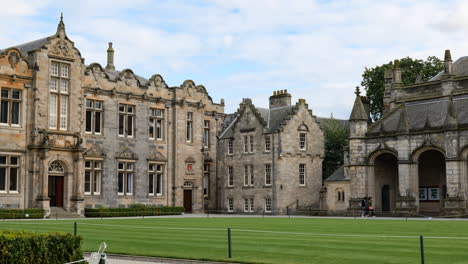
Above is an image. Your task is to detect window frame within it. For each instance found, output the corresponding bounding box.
[0,88,22,127]
[227,166,234,187]
[264,135,271,152]
[85,99,104,135]
[186,112,193,143]
[265,198,272,213]
[148,163,164,196]
[227,139,234,155]
[118,104,135,138]
[49,61,70,131]
[228,198,234,212]
[299,133,307,151]
[149,108,164,141]
[299,163,306,186]
[203,120,210,148]
[84,159,102,195]
[203,163,210,196]
[117,161,134,195]
[0,155,20,194]
[264,163,272,186]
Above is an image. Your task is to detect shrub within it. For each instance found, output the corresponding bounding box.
[0,209,45,219]
[85,205,184,218]
[0,231,83,264]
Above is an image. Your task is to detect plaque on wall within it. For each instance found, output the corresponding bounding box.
[419,188,427,201]
[428,188,440,201]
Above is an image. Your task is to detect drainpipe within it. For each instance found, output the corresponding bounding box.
[171,90,177,206]
[271,132,276,214]
[165,104,170,207]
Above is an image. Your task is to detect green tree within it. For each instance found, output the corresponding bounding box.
[322,117,349,180]
[361,56,443,120]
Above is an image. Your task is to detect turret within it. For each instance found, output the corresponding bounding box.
[349,87,368,138]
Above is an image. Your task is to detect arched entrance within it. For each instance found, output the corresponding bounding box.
[374,153,399,212]
[418,150,446,214]
[48,160,66,208]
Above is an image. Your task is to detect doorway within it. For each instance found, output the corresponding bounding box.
[374,153,398,211]
[381,185,390,212]
[183,189,192,213]
[49,176,64,207]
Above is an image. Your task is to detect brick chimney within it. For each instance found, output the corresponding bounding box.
[106,42,115,70]
[269,90,291,109]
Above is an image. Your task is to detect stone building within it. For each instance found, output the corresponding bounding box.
[217,91,324,214]
[326,50,468,215]
[0,16,224,216]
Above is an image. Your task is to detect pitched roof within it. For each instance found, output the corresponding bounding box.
[430,56,468,81]
[368,95,468,134]
[325,165,349,182]
[349,95,368,121]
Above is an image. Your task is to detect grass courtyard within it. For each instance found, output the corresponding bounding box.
[1,216,468,264]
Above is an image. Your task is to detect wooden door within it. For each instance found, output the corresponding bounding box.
[382,185,390,212]
[183,190,192,213]
[48,176,64,207]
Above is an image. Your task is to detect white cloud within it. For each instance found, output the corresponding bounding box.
[1,0,467,118]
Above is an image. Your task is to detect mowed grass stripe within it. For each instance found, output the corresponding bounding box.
[1,217,468,264]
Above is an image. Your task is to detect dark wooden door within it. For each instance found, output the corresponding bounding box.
[183,190,192,213]
[382,185,390,212]
[49,176,64,207]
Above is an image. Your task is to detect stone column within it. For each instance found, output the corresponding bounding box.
[36,151,50,216]
[71,152,85,215]
[444,160,465,214]
[396,161,416,212]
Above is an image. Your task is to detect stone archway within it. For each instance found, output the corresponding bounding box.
[373,153,399,212]
[418,149,446,214]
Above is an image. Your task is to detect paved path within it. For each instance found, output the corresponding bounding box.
[86,253,242,264]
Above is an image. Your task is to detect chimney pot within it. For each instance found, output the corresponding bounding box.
[106,42,115,70]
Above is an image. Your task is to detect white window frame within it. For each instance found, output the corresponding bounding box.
[243,135,248,153]
[186,112,193,143]
[117,161,134,195]
[227,166,234,187]
[299,133,307,151]
[149,108,164,140]
[148,163,164,196]
[249,135,254,153]
[85,99,103,135]
[84,159,102,195]
[244,198,254,213]
[0,155,20,194]
[264,164,271,186]
[203,120,210,148]
[49,61,70,130]
[244,165,254,187]
[299,163,306,186]
[0,88,22,127]
[118,104,135,138]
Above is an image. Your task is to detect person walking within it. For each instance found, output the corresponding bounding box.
[360,199,367,217]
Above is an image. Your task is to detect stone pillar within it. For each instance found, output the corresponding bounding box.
[71,153,85,215]
[36,152,50,216]
[444,160,465,214]
[395,161,417,212]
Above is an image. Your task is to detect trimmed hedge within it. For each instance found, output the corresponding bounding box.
[0,231,83,264]
[0,209,45,219]
[85,205,184,218]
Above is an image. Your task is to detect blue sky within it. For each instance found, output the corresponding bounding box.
[2,0,467,118]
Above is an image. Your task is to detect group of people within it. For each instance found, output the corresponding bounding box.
[360,197,375,217]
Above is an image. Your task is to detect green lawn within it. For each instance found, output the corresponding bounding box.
[1,217,468,264]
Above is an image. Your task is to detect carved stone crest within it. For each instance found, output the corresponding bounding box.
[150,74,168,90]
[8,52,19,68]
[51,39,72,58]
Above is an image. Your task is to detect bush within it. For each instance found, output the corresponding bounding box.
[0,209,45,219]
[0,231,83,264]
[85,205,184,218]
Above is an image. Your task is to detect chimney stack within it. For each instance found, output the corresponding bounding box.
[269,90,292,109]
[106,42,115,70]
[444,49,453,76]
[393,59,402,85]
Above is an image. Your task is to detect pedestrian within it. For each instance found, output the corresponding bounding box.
[368,198,375,217]
[360,198,367,217]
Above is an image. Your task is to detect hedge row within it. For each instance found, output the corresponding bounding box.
[0,209,45,219]
[85,205,185,217]
[0,231,83,264]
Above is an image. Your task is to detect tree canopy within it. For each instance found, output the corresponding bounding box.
[322,117,349,180]
[361,56,444,120]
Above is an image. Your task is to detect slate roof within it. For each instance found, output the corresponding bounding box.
[1,37,50,58]
[325,165,348,182]
[104,68,149,85]
[349,95,368,121]
[430,56,468,81]
[368,94,468,134]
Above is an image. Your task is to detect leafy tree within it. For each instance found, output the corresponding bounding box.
[322,116,349,180]
[361,56,443,120]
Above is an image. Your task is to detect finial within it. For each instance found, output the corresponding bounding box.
[355,86,361,96]
[60,12,63,22]
[393,59,400,70]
